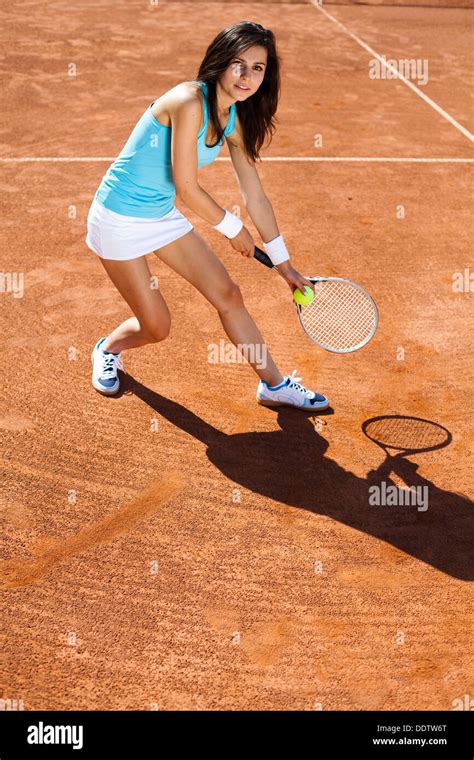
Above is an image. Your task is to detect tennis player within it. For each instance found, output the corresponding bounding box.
[85,21,329,411]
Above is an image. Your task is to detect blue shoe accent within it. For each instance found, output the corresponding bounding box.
[266,377,289,391]
[91,337,124,395]
[96,336,119,357]
[310,393,328,404]
[256,371,330,410]
[99,375,118,388]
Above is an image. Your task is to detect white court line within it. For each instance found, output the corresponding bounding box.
[310,0,474,142]
[0,156,473,163]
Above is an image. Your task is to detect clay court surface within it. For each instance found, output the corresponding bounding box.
[1,0,473,710]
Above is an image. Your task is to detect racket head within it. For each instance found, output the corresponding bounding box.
[362,415,452,455]
[296,277,378,353]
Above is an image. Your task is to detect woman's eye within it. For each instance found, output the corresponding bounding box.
[233,61,262,71]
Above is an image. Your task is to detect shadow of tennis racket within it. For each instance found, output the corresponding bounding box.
[362,414,452,485]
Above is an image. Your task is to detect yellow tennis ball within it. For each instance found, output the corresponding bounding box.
[293,285,314,306]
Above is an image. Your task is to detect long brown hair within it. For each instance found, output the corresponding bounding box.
[195,21,281,163]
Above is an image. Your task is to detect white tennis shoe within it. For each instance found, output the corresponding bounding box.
[256,369,329,411]
[91,337,124,395]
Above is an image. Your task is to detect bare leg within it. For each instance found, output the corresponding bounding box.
[101,316,151,353]
[97,255,171,354]
[154,229,284,387]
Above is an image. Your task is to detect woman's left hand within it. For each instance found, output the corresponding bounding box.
[275,261,314,296]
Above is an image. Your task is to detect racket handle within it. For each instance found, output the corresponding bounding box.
[253,245,275,269]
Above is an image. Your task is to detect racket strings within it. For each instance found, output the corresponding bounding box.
[299,280,376,352]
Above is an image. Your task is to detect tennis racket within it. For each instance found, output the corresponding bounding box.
[253,245,378,353]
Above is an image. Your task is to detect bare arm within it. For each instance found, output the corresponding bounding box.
[245,195,280,246]
[226,129,280,243]
[170,94,227,225]
[170,93,254,255]
[226,121,314,293]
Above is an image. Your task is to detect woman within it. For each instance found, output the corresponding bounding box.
[85,20,329,411]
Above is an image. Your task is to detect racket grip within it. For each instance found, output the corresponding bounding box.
[253,246,275,269]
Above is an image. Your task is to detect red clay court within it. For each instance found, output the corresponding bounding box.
[1,0,473,713]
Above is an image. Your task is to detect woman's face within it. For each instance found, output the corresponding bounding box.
[221,45,268,99]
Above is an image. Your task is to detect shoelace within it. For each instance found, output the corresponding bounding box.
[287,369,315,399]
[101,353,123,379]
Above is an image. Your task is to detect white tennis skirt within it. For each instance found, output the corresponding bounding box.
[85,197,194,261]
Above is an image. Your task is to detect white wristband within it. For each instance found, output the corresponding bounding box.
[263,234,290,266]
[213,209,243,239]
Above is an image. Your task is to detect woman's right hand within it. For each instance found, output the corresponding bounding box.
[229,225,255,258]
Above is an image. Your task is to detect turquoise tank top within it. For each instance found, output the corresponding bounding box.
[94,81,237,218]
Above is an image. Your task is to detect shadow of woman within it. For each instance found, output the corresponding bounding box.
[126,374,473,581]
